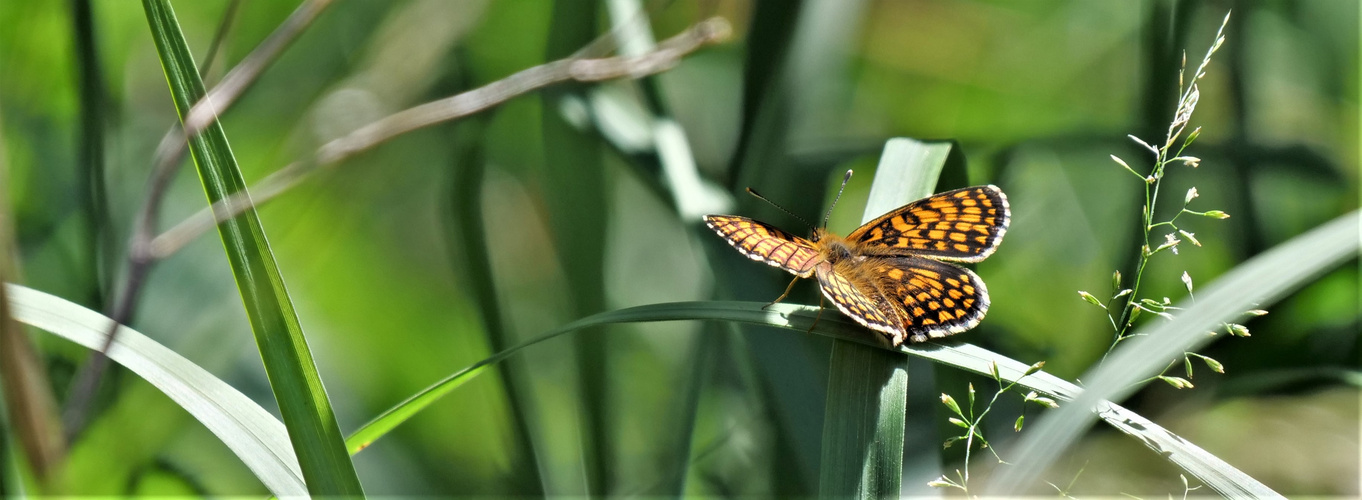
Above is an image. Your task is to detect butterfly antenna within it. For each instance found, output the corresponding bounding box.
[821,170,853,229]
[746,187,816,231]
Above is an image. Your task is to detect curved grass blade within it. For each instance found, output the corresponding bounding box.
[346,297,1276,497]
[141,0,362,494]
[5,284,305,496]
[985,209,1360,497]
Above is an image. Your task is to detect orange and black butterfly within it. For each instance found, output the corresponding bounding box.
[704,177,1009,345]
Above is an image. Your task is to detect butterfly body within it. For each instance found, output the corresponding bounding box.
[705,185,1009,345]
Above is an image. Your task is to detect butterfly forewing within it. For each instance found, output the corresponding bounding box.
[846,185,1009,263]
[704,215,821,277]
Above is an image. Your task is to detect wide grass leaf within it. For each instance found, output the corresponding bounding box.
[820,138,952,498]
[6,284,304,496]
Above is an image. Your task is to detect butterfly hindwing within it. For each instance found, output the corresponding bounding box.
[704,215,821,277]
[867,256,990,343]
[846,185,1009,263]
[814,263,909,345]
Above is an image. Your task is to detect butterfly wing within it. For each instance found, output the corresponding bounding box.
[846,185,1009,263]
[704,215,821,277]
[814,263,909,345]
[817,255,990,345]
[873,256,990,343]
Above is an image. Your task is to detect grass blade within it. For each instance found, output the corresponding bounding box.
[820,138,950,497]
[346,295,1288,497]
[819,341,907,498]
[443,120,545,495]
[985,209,1360,497]
[724,3,828,491]
[71,0,111,311]
[540,0,610,494]
[6,284,304,496]
[141,0,362,494]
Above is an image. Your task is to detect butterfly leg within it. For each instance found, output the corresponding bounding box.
[763,276,801,310]
[807,292,825,334]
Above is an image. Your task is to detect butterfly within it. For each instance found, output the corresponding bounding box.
[704,178,1009,345]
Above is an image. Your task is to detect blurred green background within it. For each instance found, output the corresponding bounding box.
[1,0,1357,496]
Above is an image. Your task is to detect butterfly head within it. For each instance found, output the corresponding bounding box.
[816,232,854,264]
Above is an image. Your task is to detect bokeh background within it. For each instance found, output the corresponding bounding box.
[1,0,1357,496]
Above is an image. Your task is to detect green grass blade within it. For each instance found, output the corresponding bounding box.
[820,138,949,498]
[540,0,610,494]
[724,3,828,491]
[339,301,915,454]
[71,0,111,310]
[819,342,907,498]
[443,120,545,495]
[141,0,362,494]
[346,296,1285,496]
[6,284,305,496]
[985,209,1360,497]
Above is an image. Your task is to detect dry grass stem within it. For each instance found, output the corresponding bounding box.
[149,16,731,259]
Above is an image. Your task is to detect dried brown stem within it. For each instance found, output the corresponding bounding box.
[148,16,732,259]
[64,12,727,440]
[0,113,65,484]
[63,0,335,440]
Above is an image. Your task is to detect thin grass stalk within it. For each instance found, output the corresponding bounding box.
[540,0,611,494]
[70,0,111,311]
[443,118,545,495]
[138,0,362,494]
[0,98,66,491]
[723,3,828,490]
[0,279,65,489]
[600,1,720,495]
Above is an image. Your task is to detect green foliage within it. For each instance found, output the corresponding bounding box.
[0,1,1356,497]
[139,0,362,495]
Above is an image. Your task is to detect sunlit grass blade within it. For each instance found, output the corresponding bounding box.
[6,284,304,496]
[345,297,1281,496]
[141,0,362,494]
[986,209,1359,497]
